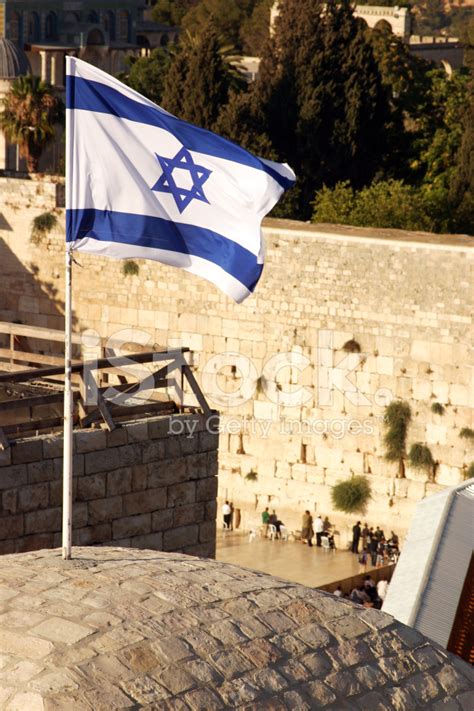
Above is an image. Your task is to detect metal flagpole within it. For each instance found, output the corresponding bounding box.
[63,55,73,560]
[62,248,73,560]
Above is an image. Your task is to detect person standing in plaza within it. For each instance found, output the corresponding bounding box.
[261,507,270,537]
[361,522,369,551]
[222,501,232,529]
[315,514,324,547]
[301,510,314,546]
[351,521,361,553]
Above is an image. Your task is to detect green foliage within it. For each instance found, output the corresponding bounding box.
[408,443,435,472]
[431,402,445,416]
[465,462,474,480]
[459,427,474,442]
[331,475,371,514]
[227,0,391,219]
[122,260,140,277]
[151,0,198,26]
[0,75,64,173]
[312,179,436,232]
[30,212,58,245]
[121,48,172,105]
[448,78,474,235]
[162,26,237,130]
[245,469,258,481]
[182,0,259,52]
[342,339,361,353]
[383,400,412,477]
[240,0,273,55]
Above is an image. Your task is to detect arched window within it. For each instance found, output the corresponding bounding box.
[27,11,40,43]
[117,11,130,43]
[160,34,169,47]
[104,11,115,41]
[87,11,99,24]
[45,12,58,41]
[9,12,21,44]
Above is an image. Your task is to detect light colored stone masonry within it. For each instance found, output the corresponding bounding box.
[1,177,473,544]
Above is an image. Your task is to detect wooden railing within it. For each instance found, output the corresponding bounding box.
[0,327,211,447]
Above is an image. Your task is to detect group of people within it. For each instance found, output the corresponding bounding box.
[334,574,389,609]
[351,521,400,566]
[261,507,285,537]
[301,511,336,548]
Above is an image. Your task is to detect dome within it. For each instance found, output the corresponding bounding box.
[0,38,31,80]
[0,546,472,709]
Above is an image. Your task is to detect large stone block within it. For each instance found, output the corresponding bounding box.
[85,448,120,475]
[173,503,205,527]
[0,465,27,491]
[88,496,123,525]
[151,509,174,532]
[27,459,55,484]
[147,458,187,488]
[74,430,107,453]
[74,523,112,546]
[106,468,133,496]
[112,513,152,539]
[24,507,61,535]
[0,514,24,539]
[77,473,106,501]
[11,439,43,465]
[167,481,196,507]
[122,488,167,516]
[196,477,218,502]
[163,524,199,551]
[18,483,49,512]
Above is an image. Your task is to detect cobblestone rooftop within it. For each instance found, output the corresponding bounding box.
[0,547,472,710]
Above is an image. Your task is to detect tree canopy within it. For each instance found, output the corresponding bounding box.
[0,75,63,173]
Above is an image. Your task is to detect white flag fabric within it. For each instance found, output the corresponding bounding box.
[66,57,296,302]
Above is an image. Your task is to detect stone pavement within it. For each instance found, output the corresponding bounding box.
[0,547,472,710]
[216,532,376,588]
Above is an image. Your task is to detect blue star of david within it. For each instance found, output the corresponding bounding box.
[151,146,212,213]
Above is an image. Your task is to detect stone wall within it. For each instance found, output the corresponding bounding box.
[1,176,473,544]
[0,412,218,557]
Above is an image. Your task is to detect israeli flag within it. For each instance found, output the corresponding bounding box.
[66,57,296,302]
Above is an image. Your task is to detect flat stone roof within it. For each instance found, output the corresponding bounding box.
[263,218,474,249]
[0,547,472,709]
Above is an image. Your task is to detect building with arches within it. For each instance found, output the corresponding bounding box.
[0,1,178,87]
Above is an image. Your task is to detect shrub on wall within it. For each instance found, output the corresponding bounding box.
[459,427,474,442]
[331,475,371,514]
[409,442,435,480]
[431,402,445,415]
[464,463,474,480]
[30,212,58,245]
[383,400,412,478]
[122,260,140,276]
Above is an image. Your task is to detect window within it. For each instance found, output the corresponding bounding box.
[45,12,58,41]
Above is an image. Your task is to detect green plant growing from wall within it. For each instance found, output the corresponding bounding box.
[30,212,58,245]
[245,470,258,481]
[331,475,371,514]
[464,463,474,480]
[408,443,436,481]
[383,400,412,478]
[342,338,361,353]
[459,427,474,442]
[122,260,140,277]
[431,402,445,415]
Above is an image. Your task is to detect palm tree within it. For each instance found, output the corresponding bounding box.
[0,75,64,173]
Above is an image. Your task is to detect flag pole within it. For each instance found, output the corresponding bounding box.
[62,248,73,560]
[63,55,73,560]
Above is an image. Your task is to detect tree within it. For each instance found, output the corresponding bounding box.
[449,82,474,234]
[312,179,435,232]
[182,0,258,51]
[121,48,172,105]
[161,26,235,130]
[240,0,274,56]
[151,0,198,26]
[241,0,392,219]
[0,75,63,173]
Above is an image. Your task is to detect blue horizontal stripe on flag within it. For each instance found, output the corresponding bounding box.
[66,208,263,292]
[66,76,295,192]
